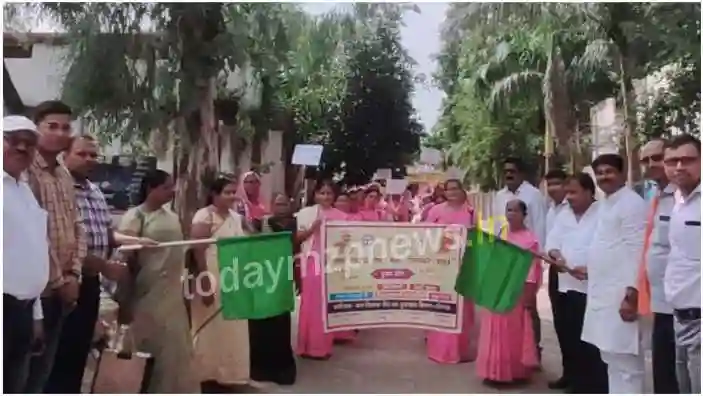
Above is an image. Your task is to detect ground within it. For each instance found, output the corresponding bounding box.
[248,286,563,394]
[88,281,653,393]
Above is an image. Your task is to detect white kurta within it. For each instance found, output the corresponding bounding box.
[492,181,548,246]
[545,202,600,294]
[582,186,647,354]
[3,171,50,320]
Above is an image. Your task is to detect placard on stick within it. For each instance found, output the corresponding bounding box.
[291,144,324,166]
[374,168,392,180]
[386,178,409,195]
[420,148,442,165]
[445,167,464,180]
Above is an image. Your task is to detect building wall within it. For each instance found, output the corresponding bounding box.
[4,43,68,107]
[5,39,285,204]
[156,130,285,206]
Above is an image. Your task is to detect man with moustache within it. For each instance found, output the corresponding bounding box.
[543,169,570,389]
[547,173,608,393]
[662,134,701,394]
[3,116,50,393]
[24,100,87,393]
[45,135,156,393]
[637,138,680,393]
[583,153,648,393]
[493,157,547,360]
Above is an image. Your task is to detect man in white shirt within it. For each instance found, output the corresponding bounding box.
[493,157,548,360]
[547,173,608,393]
[3,115,50,393]
[663,134,701,394]
[639,138,680,393]
[583,153,648,393]
[543,169,570,389]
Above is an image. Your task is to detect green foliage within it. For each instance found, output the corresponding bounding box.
[433,2,700,188]
[323,21,423,185]
[10,2,423,183]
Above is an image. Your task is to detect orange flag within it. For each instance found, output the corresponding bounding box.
[637,196,660,316]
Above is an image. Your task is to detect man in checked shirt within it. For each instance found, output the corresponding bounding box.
[43,134,158,392]
[23,100,86,393]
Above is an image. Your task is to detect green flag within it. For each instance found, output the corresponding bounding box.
[217,232,295,320]
[455,229,534,313]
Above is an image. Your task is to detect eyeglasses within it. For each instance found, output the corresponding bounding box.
[640,154,664,163]
[664,156,698,167]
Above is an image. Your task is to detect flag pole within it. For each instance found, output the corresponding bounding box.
[473,227,559,266]
[116,238,217,252]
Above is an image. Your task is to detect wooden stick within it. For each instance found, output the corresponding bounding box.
[116,238,216,252]
[475,231,559,266]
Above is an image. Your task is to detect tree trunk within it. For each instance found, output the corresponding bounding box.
[618,55,640,185]
[174,77,219,233]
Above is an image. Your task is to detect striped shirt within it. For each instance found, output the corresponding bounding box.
[27,154,87,288]
[74,178,112,262]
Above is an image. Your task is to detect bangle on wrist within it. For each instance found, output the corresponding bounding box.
[64,270,82,283]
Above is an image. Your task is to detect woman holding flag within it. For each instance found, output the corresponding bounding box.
[249,192,300,385]
[190,176,254,392]
[476,199,541,386]
[424,179,477,364]
[117,170,198,393]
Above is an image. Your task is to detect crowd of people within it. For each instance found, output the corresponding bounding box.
[3,99,701,395]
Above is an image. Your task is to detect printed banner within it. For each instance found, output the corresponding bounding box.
[322,221,465,333]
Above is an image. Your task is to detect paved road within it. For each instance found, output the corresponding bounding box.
[258,287,562,394]
[90,278,653,393]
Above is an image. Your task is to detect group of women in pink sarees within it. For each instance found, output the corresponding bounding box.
[227,171,543,387]
[291,177,544,387]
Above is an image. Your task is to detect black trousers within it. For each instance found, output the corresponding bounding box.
[24,294,67,393]
[3,294,35,394]
[548,266,567,375]
[563,291,608,393]
[651,312,680,393]
[44,275,101,393]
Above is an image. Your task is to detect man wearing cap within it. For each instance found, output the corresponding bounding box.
[23,100,88,393]
[3,115,50,393]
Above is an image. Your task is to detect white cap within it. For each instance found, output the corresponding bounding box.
[4,115,39,135]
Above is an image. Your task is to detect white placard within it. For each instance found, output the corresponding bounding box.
[374,168,392,180]
[420,148,442,165]
[291,144,324,166]
[386,178,408,195]
[445,167,463,180]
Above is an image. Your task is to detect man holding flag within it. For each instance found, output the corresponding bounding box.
[546,173,607,393]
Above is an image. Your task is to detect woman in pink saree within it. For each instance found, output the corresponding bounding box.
[332,190,364,342]
[476,198,541,386]
[296,180,349,359]
[335,191,363,221]
[420,183,446,221]
[424,179,477,364]
[385,189,412,222]
[358,185,388,221]
[236,171,269,221]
